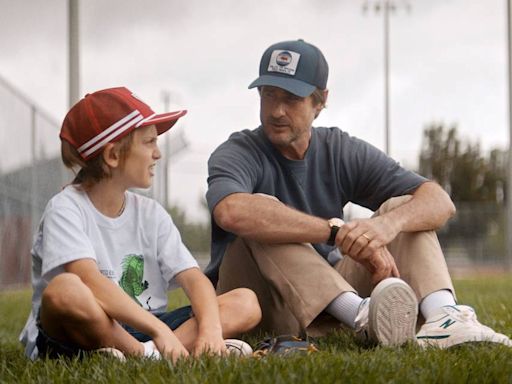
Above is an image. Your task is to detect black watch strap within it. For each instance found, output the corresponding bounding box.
[327,218,343,246]
[327,225,340,246]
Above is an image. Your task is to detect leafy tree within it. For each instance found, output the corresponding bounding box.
[418,123,506,203]
[167,199,211,253]
[418,123,507,261]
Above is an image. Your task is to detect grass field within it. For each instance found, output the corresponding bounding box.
[1,276,512,384]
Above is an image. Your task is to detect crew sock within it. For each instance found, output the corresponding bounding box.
[325,291,364,329]
[419,289,456,320]
[142,340,161,359]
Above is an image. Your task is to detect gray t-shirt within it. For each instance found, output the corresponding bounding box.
[205,126,426,285]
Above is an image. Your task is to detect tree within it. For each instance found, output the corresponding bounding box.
[167,199,211,253]
[418,123,507,262]
[418,123,507,203]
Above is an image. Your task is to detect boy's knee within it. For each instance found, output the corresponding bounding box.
[226,288,262,328]
[42,273,92,318]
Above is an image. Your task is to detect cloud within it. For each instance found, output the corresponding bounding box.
[0,0,508,220]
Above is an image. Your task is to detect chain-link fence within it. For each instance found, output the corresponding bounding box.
[0,76,510,289]
[0,77,189,289]
[0,76,72,288]
[438,202,511,276]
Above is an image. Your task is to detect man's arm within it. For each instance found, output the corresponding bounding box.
[213,192,332,244]
[335,181,455,283]
[337,181,455,253]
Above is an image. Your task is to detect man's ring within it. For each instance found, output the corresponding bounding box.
[362,233,371,242]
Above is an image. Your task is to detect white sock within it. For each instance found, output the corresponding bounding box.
[142,340,161,359]
[325,291,364,329]
[420,289,457,320]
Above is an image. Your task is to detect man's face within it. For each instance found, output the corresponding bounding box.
[260,86,323,158]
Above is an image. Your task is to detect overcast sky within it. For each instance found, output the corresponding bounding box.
[0,0,508,221]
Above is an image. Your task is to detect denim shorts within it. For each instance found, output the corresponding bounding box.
[36,305,193,359]
[121,306,193,342]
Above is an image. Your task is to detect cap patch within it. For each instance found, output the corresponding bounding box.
[268,50,300,76]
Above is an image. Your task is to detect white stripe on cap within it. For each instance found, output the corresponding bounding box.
[79,112,143,158]
[135,113,157,128]
[135,110,185,127]
[78,110,141,154]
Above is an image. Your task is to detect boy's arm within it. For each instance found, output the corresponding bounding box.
[175,267,226,356]
[64,259,189,360]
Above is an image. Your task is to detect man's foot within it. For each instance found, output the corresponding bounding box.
[355,277,418,346]
[95,347,127,361]
[416,305,512,348]
[224,339,253,356]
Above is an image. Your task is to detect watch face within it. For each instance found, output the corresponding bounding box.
[329,218,344,228]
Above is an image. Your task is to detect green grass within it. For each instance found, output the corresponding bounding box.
[1,277,512,383]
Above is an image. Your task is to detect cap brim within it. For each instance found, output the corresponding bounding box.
[248,75,316,98]
[139,110,188,135]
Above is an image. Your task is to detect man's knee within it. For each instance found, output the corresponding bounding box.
[377,195,413,215]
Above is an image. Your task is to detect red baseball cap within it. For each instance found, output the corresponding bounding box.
[60,87,187,160]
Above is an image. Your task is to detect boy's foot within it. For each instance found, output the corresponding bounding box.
[224,339,253,356]
[355,277,418,346]
[416,305,512,348]
[95,347,127,361]
[142,340,162,359]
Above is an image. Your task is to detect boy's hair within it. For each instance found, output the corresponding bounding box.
[61,131,135,190]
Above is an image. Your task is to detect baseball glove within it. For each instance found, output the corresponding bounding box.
[253,335,319,357]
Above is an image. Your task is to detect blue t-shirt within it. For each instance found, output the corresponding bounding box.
[205,126,426,285]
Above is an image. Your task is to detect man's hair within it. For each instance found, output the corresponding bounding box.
[311,88,327,118]
[311,88,327,108]
[257,86,327,119]
[61,131,135,190]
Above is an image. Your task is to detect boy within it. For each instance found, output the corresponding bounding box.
[19,87,261,361]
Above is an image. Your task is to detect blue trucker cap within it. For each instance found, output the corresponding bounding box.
[248,39,328,97]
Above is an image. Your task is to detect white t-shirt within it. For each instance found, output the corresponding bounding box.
[19,185,198,359]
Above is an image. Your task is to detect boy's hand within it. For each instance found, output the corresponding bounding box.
[193,328,226,356]
[152,330,189,362]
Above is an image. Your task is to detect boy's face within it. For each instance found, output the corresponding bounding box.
[120,124,161,189]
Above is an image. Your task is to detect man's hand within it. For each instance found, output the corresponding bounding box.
[192,328,227,357]
[337,215,399,255]
[335,216,400,284]
[357,246,399,285]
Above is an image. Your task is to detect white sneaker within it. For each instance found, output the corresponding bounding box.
[224,339,253,356]
[142,340,162,359]
[355,277,418,346]
[95,347,127,361]
[416,305,512,348]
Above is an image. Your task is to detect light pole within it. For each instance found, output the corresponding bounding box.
[363,0,410,156]
[161,90,171,209]
[507,0,512,271]
[68,0,80,107]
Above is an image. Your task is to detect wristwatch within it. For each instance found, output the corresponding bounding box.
[327,218,344,246]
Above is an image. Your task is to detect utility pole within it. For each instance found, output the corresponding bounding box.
[69,0,80,107]
[161,90,171,209]
[363,0,410,156]
[507,0,512,270]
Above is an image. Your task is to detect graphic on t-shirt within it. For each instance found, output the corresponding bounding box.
[119,254,149,306]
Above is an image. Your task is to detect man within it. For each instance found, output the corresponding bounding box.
[204,39,511,348]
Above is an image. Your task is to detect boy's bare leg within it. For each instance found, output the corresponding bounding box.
[40,273,143,356]
[172,288,261,351]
